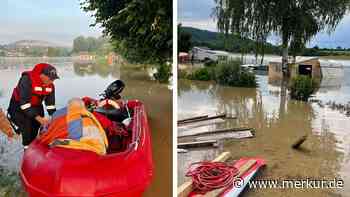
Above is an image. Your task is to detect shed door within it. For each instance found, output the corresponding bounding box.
[299,64,312,77]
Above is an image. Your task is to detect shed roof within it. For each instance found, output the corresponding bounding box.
[269,56,319,64]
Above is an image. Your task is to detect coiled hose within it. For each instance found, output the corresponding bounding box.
[186,161,239,193]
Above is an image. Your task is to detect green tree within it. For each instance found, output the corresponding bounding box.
[213,0,350,75]
[48,47,70,57]
[72,36,110,54]
[86,37,98,52]
[81,0,172,64]
[47,47,57,57]
[73,36,89,52]
[178,24,192,53]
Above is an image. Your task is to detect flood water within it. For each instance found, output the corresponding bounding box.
[178,59,350,196]
[0,57,172,196]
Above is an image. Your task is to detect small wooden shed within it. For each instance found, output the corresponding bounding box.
[268,57,321,79]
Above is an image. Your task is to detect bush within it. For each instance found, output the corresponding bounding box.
[290,76,316,101]
[153,63,171,83]
[187,67,212,81]
[215,60,256,87]
[178,69,189,79]
[204,59,217,67]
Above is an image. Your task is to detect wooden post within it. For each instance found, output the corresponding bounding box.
[177,152,231,197]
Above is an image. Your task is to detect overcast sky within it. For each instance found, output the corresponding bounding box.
[1,0,102,46]
[179,0,350,48]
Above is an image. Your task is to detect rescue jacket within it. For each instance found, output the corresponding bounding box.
[10,63,56,118]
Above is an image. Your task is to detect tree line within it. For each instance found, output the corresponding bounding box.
[213,0,350,71]
[178,25,350,61]
[72,36,112,55]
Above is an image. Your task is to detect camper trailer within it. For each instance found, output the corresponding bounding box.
[191,47,229,62]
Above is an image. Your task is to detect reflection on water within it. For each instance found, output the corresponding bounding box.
[0,57,172,197]
[73,62,121,79]
[178,62,350,196]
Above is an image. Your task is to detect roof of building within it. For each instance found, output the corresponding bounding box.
[193,46,211,50]
[212,50,230,56]
[179,52,189,57]
[269,56,319,64]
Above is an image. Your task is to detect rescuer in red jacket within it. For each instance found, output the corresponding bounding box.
[7,63,59,149]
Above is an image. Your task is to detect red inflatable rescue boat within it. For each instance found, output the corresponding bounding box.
[20,100,153,197]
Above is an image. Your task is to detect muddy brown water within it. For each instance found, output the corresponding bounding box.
[0,57,172,196]
[178,60,350,197]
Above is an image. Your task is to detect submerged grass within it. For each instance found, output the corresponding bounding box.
[0,168,24,197]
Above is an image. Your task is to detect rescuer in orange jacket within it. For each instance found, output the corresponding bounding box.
[7,63,59,148]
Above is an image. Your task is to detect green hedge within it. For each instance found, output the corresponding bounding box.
[183,59,256,87]
[154,63,171,83]
[215,60,256,87]
[187,67,213,81]
[290,75,316,101]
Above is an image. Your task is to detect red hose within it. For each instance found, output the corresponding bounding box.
[186,161,239,193]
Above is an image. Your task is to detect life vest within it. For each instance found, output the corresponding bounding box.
[12,63,55,110]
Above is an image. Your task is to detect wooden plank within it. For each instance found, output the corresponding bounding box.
[178,114,227,125]
[178,149,189,153]
[195,130,254,141]
[178,140,218,149]
[177,152,231,197]
[178,115,209,123]
[178,119,226,133]
[178,128,254,138]
[179,114,227,125]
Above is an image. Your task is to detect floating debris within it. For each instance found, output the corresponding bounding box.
[292,135,308,149]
